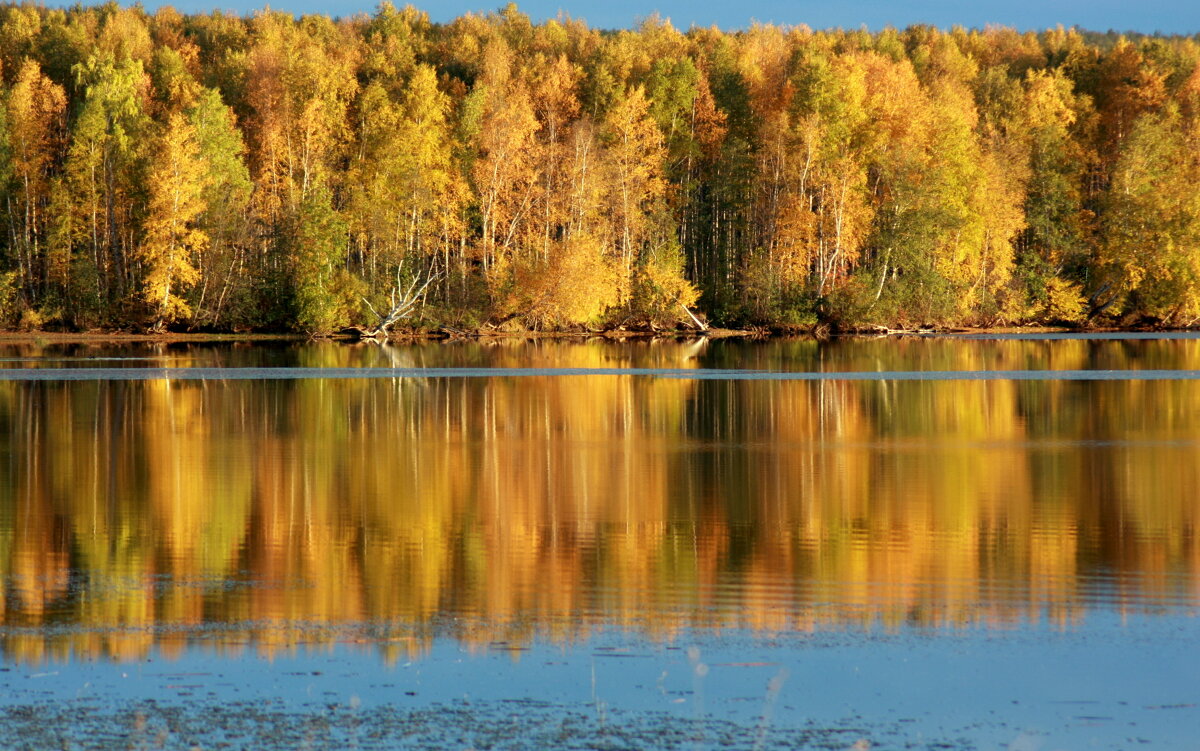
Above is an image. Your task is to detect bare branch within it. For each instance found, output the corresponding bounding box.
[361,265,443,340]
[680,302,708,331]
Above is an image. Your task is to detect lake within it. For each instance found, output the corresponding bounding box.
[1,333,1198,749]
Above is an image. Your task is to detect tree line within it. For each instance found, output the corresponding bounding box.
[1,2,1200,332]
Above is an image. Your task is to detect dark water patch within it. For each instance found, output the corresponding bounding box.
[0,698,952,751]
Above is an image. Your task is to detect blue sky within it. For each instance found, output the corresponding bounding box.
[136,0,1200,33]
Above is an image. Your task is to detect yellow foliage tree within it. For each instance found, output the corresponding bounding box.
[471,37,541,300]
[245,12,359,220]
[348,65,462,293]
[601,85,668,303]
[6,58,67,297]
[514,234,619,327]
[140,111,209,327]
[1099,104,1200,323]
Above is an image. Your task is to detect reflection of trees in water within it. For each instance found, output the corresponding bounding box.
[1,338,1199,663]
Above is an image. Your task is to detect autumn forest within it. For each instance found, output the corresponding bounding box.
[1,2,1200,332]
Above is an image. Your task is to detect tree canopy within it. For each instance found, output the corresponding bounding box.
[1,2,1200,331]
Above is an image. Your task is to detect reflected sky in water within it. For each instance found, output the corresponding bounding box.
[0,336,1198,748]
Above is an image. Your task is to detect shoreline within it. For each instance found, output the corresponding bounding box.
[0,323,1178,345]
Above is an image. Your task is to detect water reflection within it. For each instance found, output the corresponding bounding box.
[1,338,1199,664]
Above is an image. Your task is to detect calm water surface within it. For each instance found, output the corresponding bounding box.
[1,335,1198,749]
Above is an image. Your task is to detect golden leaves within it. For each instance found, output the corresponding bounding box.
[140,112,209,324]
